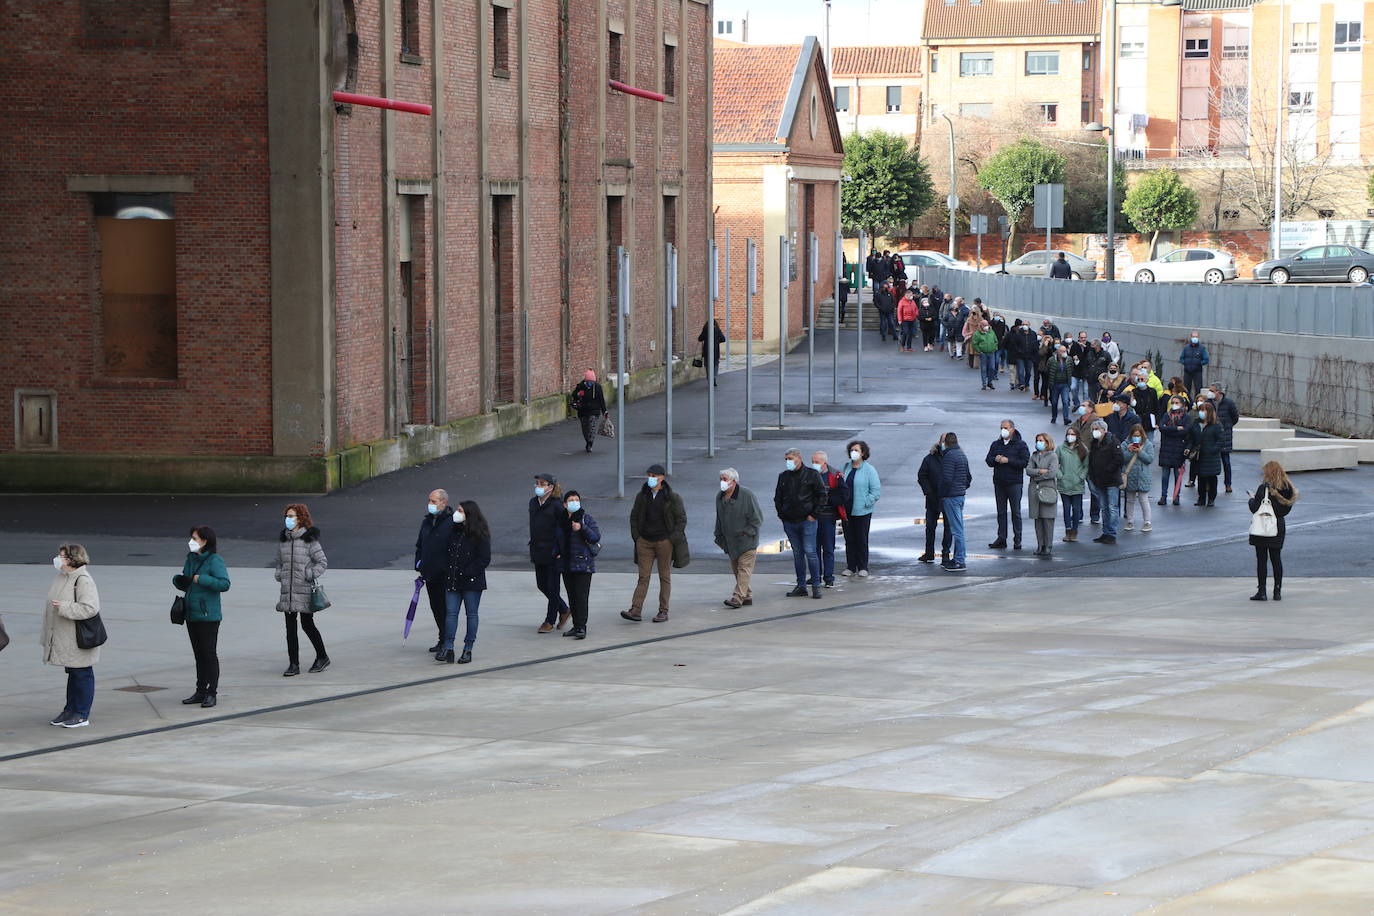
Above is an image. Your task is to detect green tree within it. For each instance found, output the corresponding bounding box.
[1368,170,1374,207]
[841,130,936,252]
[1062,139,1129,234]
[1121,168,1200,259]
[976,138,1067,254]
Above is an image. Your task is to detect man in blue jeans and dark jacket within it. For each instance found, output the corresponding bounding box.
[986,420,1031,550]
[938,433,973,570]
[775,447,827,598]
[415,488,457,652]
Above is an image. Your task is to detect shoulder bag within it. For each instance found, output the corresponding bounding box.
[310,582,332,612]
[1120,451,1140,490]
[72,576,109,650]
[1249,489,1278,538]
[1035,479,1058,504]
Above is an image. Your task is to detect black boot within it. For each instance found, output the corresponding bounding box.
[181,692,206,705]
[1249,588,1267,601]
[282,663,300,677]
[1273,585,1282,601]
[436,649,455,663]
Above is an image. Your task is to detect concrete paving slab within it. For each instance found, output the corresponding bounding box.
[1150,857,1374,914]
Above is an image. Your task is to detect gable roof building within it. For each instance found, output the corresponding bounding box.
[829,45,925,142]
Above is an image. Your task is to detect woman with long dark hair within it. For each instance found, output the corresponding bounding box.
[174,526,231,708]
[1248,462,1298,601]
[441,500,491,664]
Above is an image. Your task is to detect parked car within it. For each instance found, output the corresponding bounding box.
[1131,248,1237,284]
[893,250,975,271]
[981,249,1098,281]
[1253,245,1374,285]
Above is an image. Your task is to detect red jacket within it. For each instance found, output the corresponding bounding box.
[896,298,918,322]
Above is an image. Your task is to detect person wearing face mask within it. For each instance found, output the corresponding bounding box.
[1119,424,1156,533]
[1069,333,1091,403]
[1046,344,1075,424]
[990,313,1009,371]
[873,279,897,342]
[42,544,101,728]
[274,503,329,677]
[715,468,763,608]
[775,448,827,598]
[1097,363,1128,404]
[937,433,973,570]
[414,489,457,651]
[972,320,1000,390]
[842,440,882,577]
[174,526,231,708]
[944,297,968,358]
[985,420,1031,549]
[917,438,953,564]
[1191,402,1224,507]
[1083,340,1109,400]
[1210,382,1240,493]
[919,290,940,350]
[625,464,688,622]
[555,493,597,642]
[963,301,985,369]
[896,289,919,352]
[569,369,609,452]
[812,451,850,587]
[1131,368,1159,443]
[1026,432,1060,557]
[1086,420,1123,544]
[1179,332,1209,398]
[1248,461,1299,602]
[1157,395,1195,506]
[529,474,570,633]
[1101,332,1120,366]
[1105,392,1139,444]
[1056,428,1088,542]
[1008,321,1036,391]
[441,499,491,660]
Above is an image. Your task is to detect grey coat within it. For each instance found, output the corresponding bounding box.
[714,484,763,559]
[274,526,328,613]
[1026,449,1060,520]
[42,569,101,668]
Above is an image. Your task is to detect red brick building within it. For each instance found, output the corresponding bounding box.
[1,0,712,492]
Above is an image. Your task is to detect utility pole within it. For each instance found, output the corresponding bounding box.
[940,113,957,260]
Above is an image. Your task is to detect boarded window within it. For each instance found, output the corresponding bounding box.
[664,43,677,97]
[492,5,510,74]
[93,193,177,379]
[82,0,169,45]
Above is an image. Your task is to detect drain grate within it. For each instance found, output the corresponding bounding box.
[114,685,167,693]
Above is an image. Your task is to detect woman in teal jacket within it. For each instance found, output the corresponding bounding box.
[173,525,231,708]
[841,440,882,577]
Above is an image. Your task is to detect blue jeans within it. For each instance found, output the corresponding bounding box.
[816,516,838,584]
[900,320,916,348]
[443,590,481,651]
[64,666,94,718]
[1016,358,1033,389]
[942,496,966,564]
[1070,377,1086,404]
[997,348,1008,370]
[1088,482,1120,537]
[1160,467,1185,500]
[878,312,898,340]
[782,519,820,587]
[1050,383,1072,422]
[1061,493,1083,532]
[980,353,998,386]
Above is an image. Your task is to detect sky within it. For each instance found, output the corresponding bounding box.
[714,0,921,48]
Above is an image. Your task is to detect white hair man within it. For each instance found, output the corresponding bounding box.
[714,467,763,608]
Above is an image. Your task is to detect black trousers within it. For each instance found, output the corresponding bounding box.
[425,578,447,640]
[285,611,326,664]
[843,513,872,571]
[1184,368,1204,398]
[563,571,593,629]
[924,499,952,558]
[535,562,568,624]
[1255,544,1283,590]
[993,482,1024,544]
[186,620,220,696]
[1198,475,1218,504]
[920,320,938,347]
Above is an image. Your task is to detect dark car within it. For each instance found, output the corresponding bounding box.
[1253,245,1374,285]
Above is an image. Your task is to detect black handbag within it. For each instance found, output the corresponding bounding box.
[170,595,187,625]
[72,577,109,650]
[310,584,332,612]
[0,614,10,652]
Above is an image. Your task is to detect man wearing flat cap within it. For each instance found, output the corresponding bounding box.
[623,463,688,623]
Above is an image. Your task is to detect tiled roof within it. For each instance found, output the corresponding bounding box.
[922,0,1102,41]
[831,46,923,77]
[713,44,804,144]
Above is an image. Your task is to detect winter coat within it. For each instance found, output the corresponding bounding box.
[1179,342,1210,373]
[698,321,726,361]
[918,296,939,322]
[1049,257,1073,279]
[1098,374,1128,402]
[1009,328,1039,360]
[173,552,231,623]
[1192,421,1224,476]
[1119,438,1156,492]
[1055,442,1088,496]
[937,445,973,498]
[1215,395,1239,452]
[528,494,565,564]
[1132,385,1159,432]
[845,461,882,516]
[569,381,607,417]
[943,307,967,338]
[1105,405,1140,443]
[917,448,943,504]
[415,507,457,580]
[818,467,851,519]
[873,288,895,315]
[1157,410,1195,469]
[1026,448,1060,519]
[630,482,690,567]
[1087,432,1125,490]
[990,318,1009,346]
[274,525,328,613]
[1249,482,1298,548]
[1041,322,1062,340]
[42,568,101,668]
[774,465,827,523]
[714,484,763,559]
[557,511,601,575]
[447,523,492,591]
[985,430,1031,487]
[1045,354,1074,385]
[971,329,999,355]
[1081,349,1109,382]
[1102,338,1121,365]
[897,297,918,323]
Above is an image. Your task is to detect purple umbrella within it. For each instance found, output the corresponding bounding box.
[404,577,424,638]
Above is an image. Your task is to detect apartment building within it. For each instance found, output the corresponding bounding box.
[921,0,1103,129]
[830,46,925,144]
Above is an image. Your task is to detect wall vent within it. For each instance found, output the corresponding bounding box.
[16,390,58,450]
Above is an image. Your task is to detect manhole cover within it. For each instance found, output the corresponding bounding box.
[114,685,167,693]
[736,427,861,440]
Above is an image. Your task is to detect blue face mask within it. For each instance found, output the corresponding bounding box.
[565,501,581,513]
[1137,381,1147,389]
[646,476,659,489]
[1131,436,1142,444]
[1076,406,1087,416]
[534,486,547,498]
[785,459,797,471]
[1035,441,1046,452]
[427,503,439,515]
[284,517,297,530]
[811,463,823,472]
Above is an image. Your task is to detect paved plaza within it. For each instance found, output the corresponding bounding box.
[3,331,1373,913]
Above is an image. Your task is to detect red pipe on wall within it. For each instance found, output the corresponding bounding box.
[607,79,666,103]
[331,91,433,116]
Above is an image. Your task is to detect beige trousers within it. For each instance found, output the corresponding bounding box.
[631,538,672,613]
[729,550,756,603]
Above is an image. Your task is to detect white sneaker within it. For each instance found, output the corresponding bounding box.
[1124,521,1134,531]
[1142,522,1152,532]
[857,569,870,578]
[840,569,853,577]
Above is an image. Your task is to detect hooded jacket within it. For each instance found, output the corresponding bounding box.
[1087,430,1125,489]
[275,525,327,613]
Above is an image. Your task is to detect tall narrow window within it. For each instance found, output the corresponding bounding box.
[608,30,622,82]
[93,193,177,379]
[492,4,510,75]
[664,42,677,97]
[834,85,850,112]
[1081,99,1091,123]
[1082,47,1092,70]
[401,0,419,58]
[930,52,938,72]
[886,85,902,112]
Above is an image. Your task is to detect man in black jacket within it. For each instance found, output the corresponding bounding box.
[873,279,897,342]
[1049,252,1073,278]
[938,433,973,570]
[917,442,953,563]
[415,488,457,651]
[1087,419,1124,544]
[986,420,1031,550]
[624,464,687,623]
[775,448,827,598]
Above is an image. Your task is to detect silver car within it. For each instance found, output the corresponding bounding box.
[982,249,1098,280]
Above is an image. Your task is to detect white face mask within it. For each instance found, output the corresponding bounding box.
[720,479,732,492]
[850,450,862,462]
[1091,429,1103,440]
[1066,434,1077,443]
[1000,429,1011,440]
[453,511,465,523]
[188,538,201,553]
[53,556,65,571]
[1170,403,1182,411]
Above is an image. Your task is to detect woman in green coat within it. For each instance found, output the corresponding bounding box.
[1056,430,1088,542]
[173,525,231,708]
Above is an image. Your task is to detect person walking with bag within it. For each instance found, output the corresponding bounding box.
[275,504,330,677]
[716,468,763,608]
[42,544,102,728]
[569,370,608,453]
[624,464,688,623]
[1248,461,1298,602]
[530,474,570,633]
[1027,433,1059,556]
[441,500,491,662]
[175,526,231,708]
[557,491,599,641]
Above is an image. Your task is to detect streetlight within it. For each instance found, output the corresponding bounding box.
[1087,0,1180,281]
[940,112,957,260]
